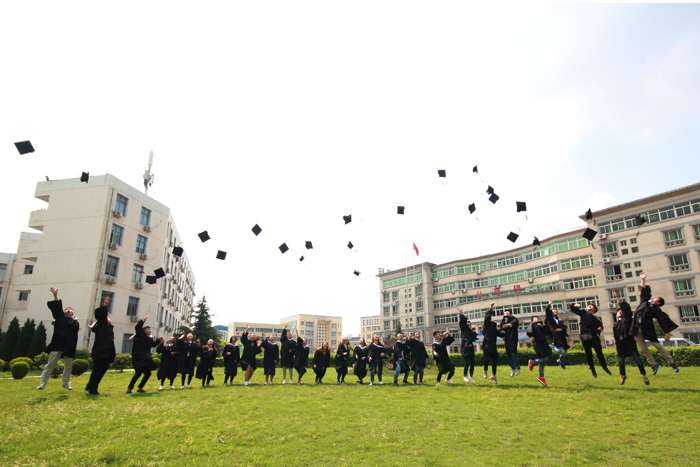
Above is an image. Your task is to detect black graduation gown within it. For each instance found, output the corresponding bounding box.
[334,344,350,372]
[570,305,602,343]
[131,320,159,370]
[294,337,310,369]
[280,333,297,367]
[500,316,519,352]
[392,341,409,373]
[406,338,428,371]
[313,349,331,370]
[222,343,240,375]
[240,332,262,369]
[544,305,570,350]
[614,301,638,358]
[177,339,200,375]
[630,286,679,342]
[90,305,115,363]
[156,342,179,381]
[368,342,386,372]
[45,300,80,358]
[353,345,369,378]
[196,346,217,380]
[431,335,455,372]
[526,322,553,358]
[261,340,279,374]
[482,308,499,356]
[459,314,477,359]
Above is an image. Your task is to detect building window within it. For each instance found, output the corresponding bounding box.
[18,291,29,301]
[620,240,627,246]
[679,305,699,323]
[110,224,124,246]
[392,305,399,315]
[624,263,631,269]
[630,238,637,244]
[115,194,128,216]
[0,263,7,281]
[621,249,629,255]
[127,296,140,316]
[23,265,34,274]
[694,225,700,242]
[601,243,618,258]
[105,256,119,277]
[384,321,390,330]
[383,292,389,303]
[131,264,145,284]
[635,270,643,277]
[417,316,424,326]
[140,207,151,226]
[392,291,399,301]
[674,279,696,298]
[416,301,424,311]
[605,265,623,282]
[100,290,115,314]
[607,288,626,304]
[633,261,641,268]
[669,253,690,272]
[630,296,637,302]
[135,235,148,255]
[625,272,633,278]
[121,333,133,353]
[631,247,639,253]
[664,229,685,247]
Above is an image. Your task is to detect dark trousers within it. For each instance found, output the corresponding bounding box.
[619,349,646,377]
[224,374,236,383]
[160,376,175,386]
[181,373,194,386]
[336,365,347,381]
[295,365,306,381]
[484,350,498,375]
[314,367,326,382]
[463,355,475,377]
[86,358,110,391]
[129,367,151,390]
[583,336,607,371]
[437,362,455,382]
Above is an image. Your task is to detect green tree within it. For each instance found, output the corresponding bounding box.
[13,319,36,359]
[28,321,47,359]
[0,317,21,362]
[654,321,672,338]
[394,321,402,337]
[191,295,218,343]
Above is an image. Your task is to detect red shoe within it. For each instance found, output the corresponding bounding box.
[528,360,534,371]
[537,376,547,387]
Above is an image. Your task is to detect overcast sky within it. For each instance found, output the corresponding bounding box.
[2,3,699,335]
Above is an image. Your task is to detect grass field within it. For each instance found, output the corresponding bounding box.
[1,365,698,467]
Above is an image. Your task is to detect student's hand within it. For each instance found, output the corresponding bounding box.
[107,317,112,325]
[274,360,277,364]
[197,339,201,344]
[380,353,385,357]
[503,323,510,328]
[665,333,670,342]
[209,347,214,352]
[548,300,552,305]
[530,337,535,343]
[457,307,463,315]
[226,352,231,356]
[612,290,619,299]
[343,353,348,356]
[433,352,439,357]
[313,365,317,369]
[103,296,111,307]
[143,315,149,323]
[50,287,59,300]
[556,329,562,332]
[490,302,495,308]
[574,304,581,309]
[598,327,603,332]
[160,336,165,342]
[640,273,646,280]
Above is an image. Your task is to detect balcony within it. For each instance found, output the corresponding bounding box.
[606,275,623,282]
[28,209,50,232]
[681,316,700,324]
[670,264,690,272]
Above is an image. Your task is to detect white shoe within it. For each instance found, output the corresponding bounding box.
[159,385,164,390]
[379,381,383,385]
[436,382,441,386]
[464,377,469,382]
[510,370,515,377]
[62,384,72,390]
[282,380,286,384]
[447,380,454,384]
[37,384,45,390]
[469,376,476,384]
[180,385,185,389]
[170,385,174,390]
[515,369,520,376]
[264,381,268,385]
[223,382,228,386]
[369,382,373,386]
[269,381,273,385]
[187,385,192,389]
[483,371,488,379]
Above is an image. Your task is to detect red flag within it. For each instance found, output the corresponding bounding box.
[413,242,419,256]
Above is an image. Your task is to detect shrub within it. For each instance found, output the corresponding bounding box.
[0,359,5,372]
[51,360,65,378]
[11,361,30,380]
[111,354,132,372]
[87,357,94,369]
[71,359,89,376]
[74,349,91,360]
[152,357,161,369]
[32,352,49,370]
[10,357,34,369]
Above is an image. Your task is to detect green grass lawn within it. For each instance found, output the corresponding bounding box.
[1,366,698,467]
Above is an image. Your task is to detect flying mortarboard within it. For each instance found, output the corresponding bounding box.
[468,203,476,214]
[473,165,478,173]
[354,270,361,276]
[305,241,313,249]
[198,231,210,242]
[14,141,34,155]
[80,172,89,183]
[252,224,262,236]
[516,201,527,212]
[154,268,165,279]
[299,256,305,262]
[635,215,646,226]
[438,170,446,178]
[343,214,352,225]
[507,232,519,243]
[347,241,354,249]
[582,228,598,241]
[486,186,495,195]
[397,206,405,215]
[172,246,183,257]
[279,243,289,254]
[585,208,593,220]
[216,250,227,260]
[533,237,541,247]
[489,193,500,204]
[145,276,157,285]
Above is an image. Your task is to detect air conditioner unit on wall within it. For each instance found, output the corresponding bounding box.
[108,242,118,250]
[105,276,116,285]
[135,282,144,289]
[476,270,481,275]
[139,253,148,260]
[143,225,151,232]
[603,257,611,264]
[528,278,534,283]
[599,233,607,240]
[608,303,617,309]
[130,316,139,322]
[112,210,122,218]
[394,299,399,303]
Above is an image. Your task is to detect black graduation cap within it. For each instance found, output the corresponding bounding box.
[279,243,289,254]
[533,237,541,247]
[582,228,598,241]
[507,232,519,243]
[145,276,157,285]
[347,241,354,249]
[353,270,360,276]
[397,206,405,215]
[343,214,352,225]
[473,165,478,173]
[305,241,313,249]
[489,193,499,204]
[585,208,593,220]
[14,141,34,155]
[216,250,227,260]
[438,170,446,178]
[198,231,210,242]
[154,268,165,279]
[635,215,646,226]
[486,186,495,195]
[516,201,527,212]
[468,203,476,214]
[252,224,262,236]
[80,172,89,184]
[299,256,305,262]
[172,246,183,257]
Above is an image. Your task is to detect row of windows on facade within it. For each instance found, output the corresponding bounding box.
[97,290,181,331]
[597,199,700,235]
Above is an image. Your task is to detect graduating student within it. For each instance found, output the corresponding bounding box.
[458,307,477,383]
[367,334,386,386]
[570,301,611,378]
[335,337,350,383]
[613,291,649,386]
[482,302,499,384]
[392,334,410,384]
[38,287,80,391]
[526,316,552,386]
[223,336,240,386]
[177,333,200,389]
[353,338,369,384]
[126,316,159,394]
[313,342,331,384]
[500,309,520,377]
[156,336,179,390]
[280,324,297,384]
[544,300,569,369]
[432,330,455,385]
[261,334,279,385]
[240,326,262,385]
[294,328,311,385]
[196,339,217,386]
[406,332,428,385]
[85,294,115,395]
[630,273,679,375]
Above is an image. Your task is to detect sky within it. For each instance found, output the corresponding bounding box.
[2,3,699,336]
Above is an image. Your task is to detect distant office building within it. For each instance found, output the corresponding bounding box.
[213,325,228,342]
[229,314,343,349]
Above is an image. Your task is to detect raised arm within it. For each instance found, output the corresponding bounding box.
[570,303,584,317]
[484,302,495,324]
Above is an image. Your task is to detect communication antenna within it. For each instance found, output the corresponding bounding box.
[144,150,155,195]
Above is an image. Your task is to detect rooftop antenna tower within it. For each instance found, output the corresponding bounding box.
[143,150,155,195]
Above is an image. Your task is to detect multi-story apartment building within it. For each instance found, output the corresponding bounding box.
[229,314,343,350]
[375,182,700,351]
[0,253,17,317]
[360,315,381,343]
[0,175,197,353]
